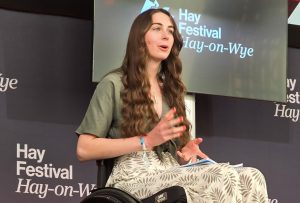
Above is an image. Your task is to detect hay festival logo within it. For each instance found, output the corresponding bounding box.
[141,0,170,13]
[274,78,300,122]
[0,73,18,92]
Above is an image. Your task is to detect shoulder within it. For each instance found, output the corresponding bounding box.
[94,71,123,96]
[99,71,122,87]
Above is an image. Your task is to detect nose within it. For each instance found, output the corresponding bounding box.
[161,30,170,40]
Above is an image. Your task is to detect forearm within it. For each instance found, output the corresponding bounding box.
[77,134,142,161]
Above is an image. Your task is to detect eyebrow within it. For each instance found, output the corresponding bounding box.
[151,23,174,29]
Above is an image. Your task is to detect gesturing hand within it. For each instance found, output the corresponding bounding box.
[177,138,208,164]
[145,107,186,149]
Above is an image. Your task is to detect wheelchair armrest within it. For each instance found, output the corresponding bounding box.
[96,158,115,188]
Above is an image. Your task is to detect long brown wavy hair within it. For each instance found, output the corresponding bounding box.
[119,8,191,157]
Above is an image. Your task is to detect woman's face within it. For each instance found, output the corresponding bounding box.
[144,12,175,63]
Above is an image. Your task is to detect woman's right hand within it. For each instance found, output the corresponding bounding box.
[145,107,186,149]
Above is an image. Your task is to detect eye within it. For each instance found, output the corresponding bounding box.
[168,29,174,34]
[152,26,161,31]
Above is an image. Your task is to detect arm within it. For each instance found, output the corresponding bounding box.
[77,107,186,161]
[77,134,142,161]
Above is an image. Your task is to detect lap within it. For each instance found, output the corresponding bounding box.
[106,151,267,202]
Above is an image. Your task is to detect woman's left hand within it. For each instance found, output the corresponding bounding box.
[177,138,208,164]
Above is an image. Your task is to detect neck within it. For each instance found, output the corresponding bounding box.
[146,60,160,84]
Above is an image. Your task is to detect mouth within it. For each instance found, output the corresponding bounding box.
[159,45,169,51]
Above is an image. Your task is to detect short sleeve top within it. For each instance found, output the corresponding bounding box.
[76,72,123,138]
[76,71,171,138]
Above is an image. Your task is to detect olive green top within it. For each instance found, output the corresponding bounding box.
[76,72,171,139]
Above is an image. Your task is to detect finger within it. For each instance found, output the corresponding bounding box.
[159,116,181,130]
[176,150,183,158]
[177,151,189,161]
[165,125,186,136]
[196,150,208,159]
[163,116,183,129]
[191,156,197,163]
[162,107,176,121]
[193,137,203,145]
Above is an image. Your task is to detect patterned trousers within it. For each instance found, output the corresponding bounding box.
[106,151,268,203]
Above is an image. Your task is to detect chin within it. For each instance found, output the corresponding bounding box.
[158,54,170,61]
[149,53,170,62]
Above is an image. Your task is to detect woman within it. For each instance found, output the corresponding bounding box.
[76,8,268,203]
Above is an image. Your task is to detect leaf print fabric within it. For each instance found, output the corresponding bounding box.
[106,151,268,203]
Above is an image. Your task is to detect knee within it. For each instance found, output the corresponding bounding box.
[238,167,267,188]
[240,167,265,179]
